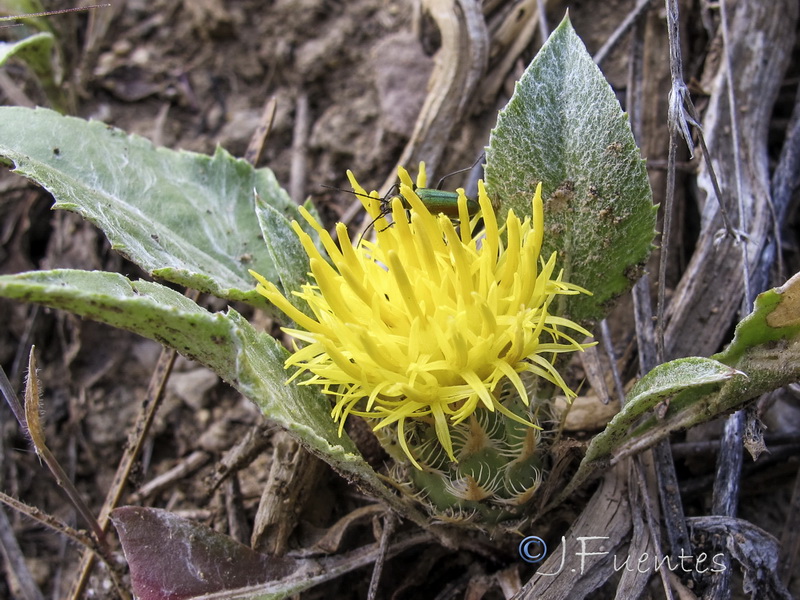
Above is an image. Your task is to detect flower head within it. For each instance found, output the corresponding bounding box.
[251,165,592,469]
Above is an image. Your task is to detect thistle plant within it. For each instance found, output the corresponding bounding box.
[252,164,593,521]
[1,14,798,599]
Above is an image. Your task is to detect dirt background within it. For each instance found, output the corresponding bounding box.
[0,0,799,599]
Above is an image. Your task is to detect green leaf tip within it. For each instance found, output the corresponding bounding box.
[766,272,800,328]
[484,14,656,324]
[558,272,800,505]
[715,271,800,365]
[0,31,54,69]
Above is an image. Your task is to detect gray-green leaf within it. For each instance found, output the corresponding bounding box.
[0,31,53,70]
[553,272,800,507]
[0,32,65,111]
[0,106,301,306]
[0,269,428,526]
[484,16,656,323]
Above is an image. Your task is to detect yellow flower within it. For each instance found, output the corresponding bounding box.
[251,165,592,469]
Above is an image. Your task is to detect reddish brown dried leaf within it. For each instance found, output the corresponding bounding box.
[111,506,299,600]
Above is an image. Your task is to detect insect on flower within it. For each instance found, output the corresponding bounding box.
[408,153,485,217]
[325,155,484,242]
[251,164,594,469]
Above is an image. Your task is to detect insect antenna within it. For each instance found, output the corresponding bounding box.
[322,183,398,246]
[321,184,387,204]
[0,4,111,28]
[434,151,485,190]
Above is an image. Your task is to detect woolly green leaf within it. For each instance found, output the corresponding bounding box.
[0,269,429,525]
[714,272,800,365]
[0,32,64,110]
[583,358,741,467]
[609,274,800,461]
[254,196,312,316]
[555,273,800,506]
[484,16,656,323]
[0,31,53,70]
[0,106,302,306]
